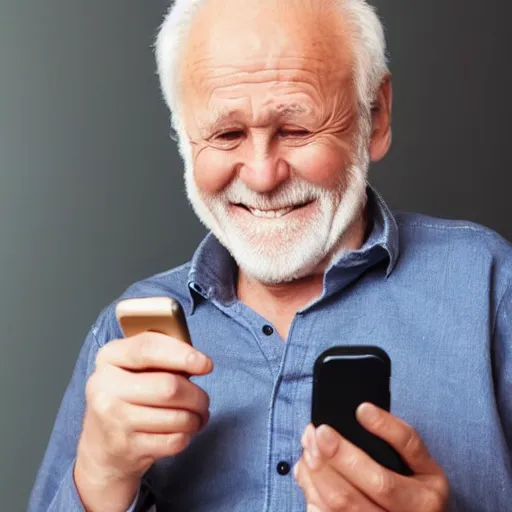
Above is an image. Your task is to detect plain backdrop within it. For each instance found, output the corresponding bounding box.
[0,1,510,509]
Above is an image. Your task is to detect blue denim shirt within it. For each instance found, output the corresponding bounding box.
[29,187,512,511]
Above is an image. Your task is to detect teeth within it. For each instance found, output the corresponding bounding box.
[249,206,294,218]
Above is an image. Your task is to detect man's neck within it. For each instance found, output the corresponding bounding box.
[237,208,369,340]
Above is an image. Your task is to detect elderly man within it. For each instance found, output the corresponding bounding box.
[30,0,511,511]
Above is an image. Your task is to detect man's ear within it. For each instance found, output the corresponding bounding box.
[369,75,393,162]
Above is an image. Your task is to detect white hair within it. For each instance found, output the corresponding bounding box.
[154,0,389,157]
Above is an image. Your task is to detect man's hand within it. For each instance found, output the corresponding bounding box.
[294,403,449,511]
[74,332,213,512]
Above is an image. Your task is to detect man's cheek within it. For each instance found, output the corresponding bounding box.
[287,140,353,189]
[194,148,236,194]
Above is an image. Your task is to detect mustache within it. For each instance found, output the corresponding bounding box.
[217,179,330,210]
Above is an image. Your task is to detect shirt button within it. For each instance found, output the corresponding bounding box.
[277,461,291,475]
[262,324,274,336]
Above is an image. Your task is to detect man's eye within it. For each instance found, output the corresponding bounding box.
[217,130,244,141]
[279,128,310,138]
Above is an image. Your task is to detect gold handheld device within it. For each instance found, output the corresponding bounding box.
[115,297,192,345]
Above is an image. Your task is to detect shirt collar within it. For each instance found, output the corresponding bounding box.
[332,184,399,276]
[317,185,399,300]
[187,185,399,309]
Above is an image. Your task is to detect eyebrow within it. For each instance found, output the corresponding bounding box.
[274,103,308,116]
[202,102,311,130]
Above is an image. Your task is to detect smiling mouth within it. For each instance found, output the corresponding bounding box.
[234,201,313,218]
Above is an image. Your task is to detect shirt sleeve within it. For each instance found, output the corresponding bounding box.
[493,282,512,447]
[32,461,141,512]
[27,313,144,512]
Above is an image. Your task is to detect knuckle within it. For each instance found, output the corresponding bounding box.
[371,469,396,498]
[431,475,450,505]
[95,345,109,367]
[421,488,446,510]
[91,388,117,417]
[85,373,98,402]
[200,389,211,411]
[342,452,360,472]
[185,412,202,433]
[168,409,193,430]
[85,373,111,409]
[85,368,120,417]
[325,488,350,509]
[402,427,424,460]
[439,476,450,499]
[161,375,180,401]
[165,433,191,455]
[188,384,210,415]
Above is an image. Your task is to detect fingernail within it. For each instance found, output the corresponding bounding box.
[357,402,379,423]
[317,425,339,456]
[304,449,315,469]
[293,463,299,478]
[302,424,313,450]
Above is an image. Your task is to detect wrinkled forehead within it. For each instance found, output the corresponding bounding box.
[179,0,355,97]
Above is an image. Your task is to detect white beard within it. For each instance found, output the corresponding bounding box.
[182,137,370,284]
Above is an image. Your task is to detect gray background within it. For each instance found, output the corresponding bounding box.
[0,1,510,509]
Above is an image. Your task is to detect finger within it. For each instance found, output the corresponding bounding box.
[301,424,326,472]
[98,366,210,424]
[302,455,386,512]
[299,426,381,510]
[301,424,319,457]
[129,372,210,424]
[315,424,434,512]
[96,332,213,375]
[356,403,440,475]
[134,432,192,460]
[123,403,203,435]
[293,459,329,509]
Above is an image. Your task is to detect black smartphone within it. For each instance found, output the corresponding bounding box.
[311,346,412,476]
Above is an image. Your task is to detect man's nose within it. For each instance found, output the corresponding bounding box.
[239,152,290,193]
